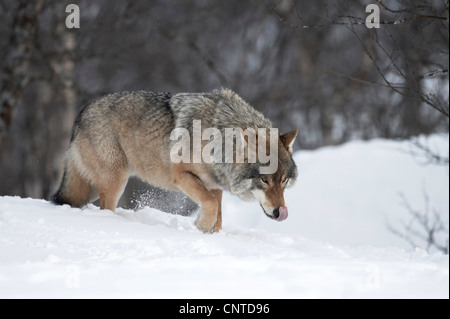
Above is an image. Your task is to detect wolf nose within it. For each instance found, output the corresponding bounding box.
[272,206,288,221]
[273,208,280,218]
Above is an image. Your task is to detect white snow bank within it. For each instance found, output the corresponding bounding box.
[0,135,448,298]
[225,134,449,250]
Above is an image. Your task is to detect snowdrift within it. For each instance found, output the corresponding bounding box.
[0,135,448,298]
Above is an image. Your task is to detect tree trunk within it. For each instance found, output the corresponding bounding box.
[0,0,45,139]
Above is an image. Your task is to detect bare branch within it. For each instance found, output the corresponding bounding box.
[419,69,449,79]
[407,137,450,166]
[273,5,448,30]
[389,192,449,254]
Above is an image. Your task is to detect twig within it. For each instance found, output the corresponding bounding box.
[388,192,449,254]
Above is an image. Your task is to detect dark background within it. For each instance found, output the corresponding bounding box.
[0,0,448,212]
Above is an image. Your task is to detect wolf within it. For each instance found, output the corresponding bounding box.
[51,89,298,233]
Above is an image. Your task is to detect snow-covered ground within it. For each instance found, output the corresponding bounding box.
[0,135,448,298]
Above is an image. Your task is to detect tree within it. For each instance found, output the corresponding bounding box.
[0,0,45,139]
[0,1,76,198]
[0,0,448,210]
[273,0,448,141]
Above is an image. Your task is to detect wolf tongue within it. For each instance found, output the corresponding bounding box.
[275,206,288,221]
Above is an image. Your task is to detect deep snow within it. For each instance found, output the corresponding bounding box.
[0,135,448,298]
[225,134,449,250]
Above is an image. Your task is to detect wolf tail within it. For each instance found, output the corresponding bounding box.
[51,153,93,208]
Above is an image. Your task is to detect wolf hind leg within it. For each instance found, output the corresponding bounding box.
[95,170,129,211]
[51,160,92,208]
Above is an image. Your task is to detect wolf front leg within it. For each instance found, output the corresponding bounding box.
[173,166,220,233]
[210,189,222,233]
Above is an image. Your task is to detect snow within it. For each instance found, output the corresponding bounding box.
[0,135,448,298]
[225,134,449,250]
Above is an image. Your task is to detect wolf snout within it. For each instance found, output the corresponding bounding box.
[272,206,288,221]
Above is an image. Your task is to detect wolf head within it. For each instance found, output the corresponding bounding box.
[234,129,298,221]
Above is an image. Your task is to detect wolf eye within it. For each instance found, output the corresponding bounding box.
[282,177,289,184]
[260,177,269,184]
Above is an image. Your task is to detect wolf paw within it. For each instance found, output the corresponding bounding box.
[195,215,218,234]
[210,220,222,233]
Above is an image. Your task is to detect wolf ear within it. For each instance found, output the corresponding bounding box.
[280,129,298,155]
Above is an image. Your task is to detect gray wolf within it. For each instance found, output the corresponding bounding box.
[51,89,298,233]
